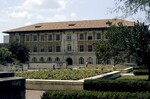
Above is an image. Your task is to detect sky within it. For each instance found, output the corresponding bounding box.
[0,0,146,43]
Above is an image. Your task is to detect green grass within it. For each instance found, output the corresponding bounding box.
[117,75,148,80]
[79,65,130,70]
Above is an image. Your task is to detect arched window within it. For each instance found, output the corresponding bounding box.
[79,57,84,64]
[40,57,45,62]
[33,46,37,52]
[55,57,60,62]
[47,57,52,62]
[87,57,93,64]
[32,57,37,62]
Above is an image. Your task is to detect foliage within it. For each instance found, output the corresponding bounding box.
[115,0,150,20]
[15,69,110,80]
[9,42,29,63]
[93,40,124,66]
[42,90,150,99]
[133,69,149,75]
[84,79,150,92]
[107,22,150,80]
[0,47,12,64]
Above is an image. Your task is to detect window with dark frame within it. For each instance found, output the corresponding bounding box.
[79,34,84,40]
[79,45,84,52]
[56,34,60,40]
[56,46,60,52]
[88,33,92,40]
[88,45,93,52]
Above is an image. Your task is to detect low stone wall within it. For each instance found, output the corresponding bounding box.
[26,79,83,91]
[26,71,121,91]
[120,67,133,73]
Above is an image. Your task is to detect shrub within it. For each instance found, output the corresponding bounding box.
[133,69,149,75]
[41,90,150,99]
[84,79,150,92]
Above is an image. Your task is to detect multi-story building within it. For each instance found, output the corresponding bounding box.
[3,19,134,66]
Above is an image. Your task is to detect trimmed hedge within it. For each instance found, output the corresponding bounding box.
[84,79,150,92]
[41,90,150,99]
[133,69,149,75]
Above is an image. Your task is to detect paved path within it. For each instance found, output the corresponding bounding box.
[26,90,45,99]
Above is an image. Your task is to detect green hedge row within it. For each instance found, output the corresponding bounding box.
[133,69,149,75]
[84,79,150,92]
[41,90,150,99]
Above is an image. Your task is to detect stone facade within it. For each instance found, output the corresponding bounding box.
[3,19,134,66]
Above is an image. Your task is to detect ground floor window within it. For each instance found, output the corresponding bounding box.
[32,57,37,62]
[79,57,84,64]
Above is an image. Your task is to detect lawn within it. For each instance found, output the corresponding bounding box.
[117,75,148,80]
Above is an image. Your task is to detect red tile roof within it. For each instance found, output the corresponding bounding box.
[3,19,134,33]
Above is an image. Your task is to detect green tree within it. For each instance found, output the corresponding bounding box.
[116,0,150,20]
[93,40,124,66]
[0,47,12,64]
[107,22,150,80]
[9,42,29,63]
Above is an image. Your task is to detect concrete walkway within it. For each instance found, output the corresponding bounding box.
[26,90,45,99]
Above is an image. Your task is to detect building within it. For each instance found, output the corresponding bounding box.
[3,35,9,43]
[3,19,134,66]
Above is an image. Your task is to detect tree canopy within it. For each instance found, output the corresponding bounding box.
[9,42,29,63]
[0,47,12,64]
[116,0,150,20]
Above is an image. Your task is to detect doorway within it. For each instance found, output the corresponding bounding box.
[66,58,73,65]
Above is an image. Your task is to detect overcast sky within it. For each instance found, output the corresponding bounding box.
[0,0,146,43]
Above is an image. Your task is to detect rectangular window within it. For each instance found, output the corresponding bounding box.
[79,45,84,52]
[33,35,37,41]
[97,33,101,39]
[56,34,60,40]
[25,35,30,41]
[88,33,92,40]
[67,44,72,51]
[48,35,52,41]
[67,34,71,40]
[79,34,84,40]
[56,46,60,52]
[88,45,93,52]
[41,35,45,41]
[48,46,52,52]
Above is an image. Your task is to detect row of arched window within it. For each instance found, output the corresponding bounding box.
[31,57,111,64]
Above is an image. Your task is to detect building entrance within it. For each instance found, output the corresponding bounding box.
[66,58,73,65]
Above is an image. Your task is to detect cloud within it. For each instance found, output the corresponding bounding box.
[8,11,32,19]
[22,0,70,11]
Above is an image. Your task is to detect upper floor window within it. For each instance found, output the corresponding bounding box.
[15,36,20,42]
[96,33,101,39]
[79,45,84,52]
[79,34,84,40]
[56,34,60,41]
[56,46,61,52]
[41,47,44,52]
[67,34,71,40]
[33,35,37,41]
[67,44,72,51]
[25,35,30,41]
[40,35,45,41]
[88,33,92,40]
[33,46,37,52]
[48,46,52,52]
[48,34,52,41]
[88,45,93,52]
